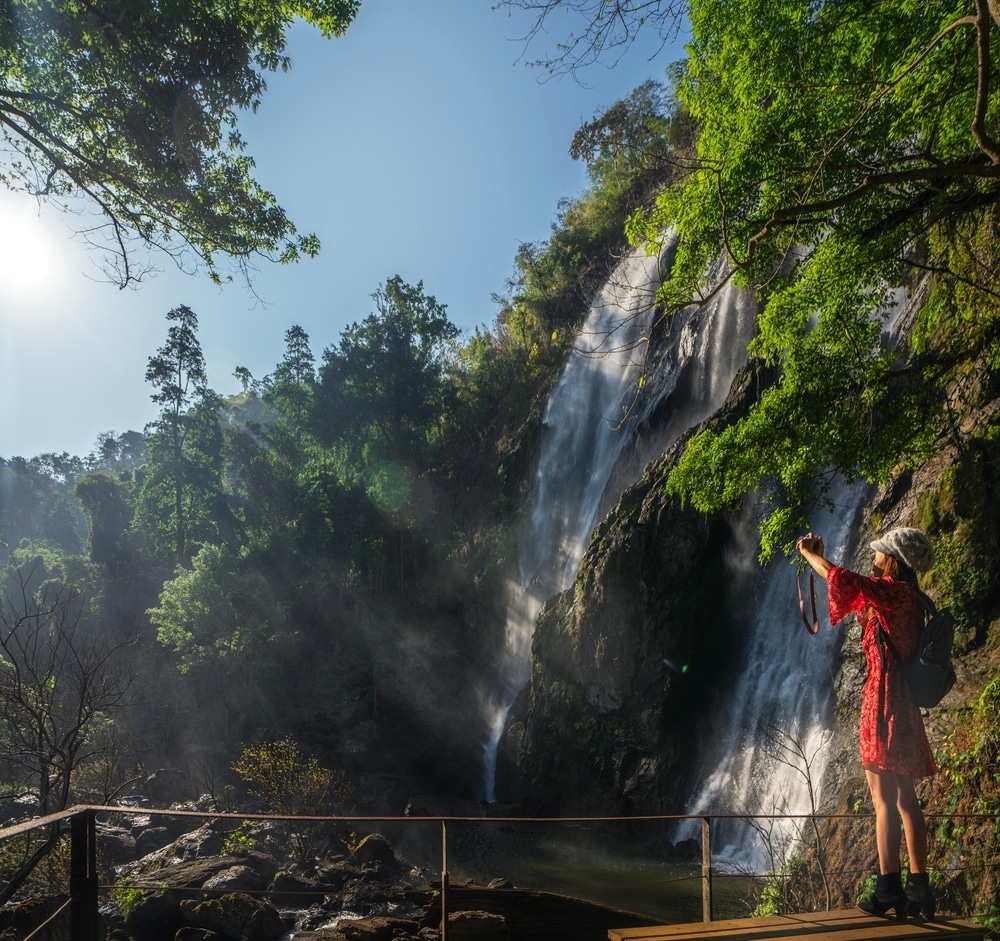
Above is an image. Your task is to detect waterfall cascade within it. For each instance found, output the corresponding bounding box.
[676,281,922,871]
[676,482,869,869]
[482,244,757,799]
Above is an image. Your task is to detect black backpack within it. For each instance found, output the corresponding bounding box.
[876,589,957,708]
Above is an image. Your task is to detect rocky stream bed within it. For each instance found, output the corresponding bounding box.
[0,787,690,941]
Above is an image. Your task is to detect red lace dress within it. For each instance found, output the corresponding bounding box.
[827,566,938,779]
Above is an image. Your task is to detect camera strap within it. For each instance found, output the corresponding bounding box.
[797,570,820,634]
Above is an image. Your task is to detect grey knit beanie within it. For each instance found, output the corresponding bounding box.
[870,527,935,573]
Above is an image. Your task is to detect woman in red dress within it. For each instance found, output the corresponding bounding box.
[797,527,938,921]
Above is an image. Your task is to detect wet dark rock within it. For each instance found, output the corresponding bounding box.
[288,901,336,933]
[122,891,185,940]
[0,793,43,826]
[134,825,172,857]
[335,916,424,941]
[116,794,154,809]
[201,864,269,894]
[124,851,280,894]
[172,823,225,860]
[97,823,137,864]
[269,869,338,906]
[354,833,397,867]
[342,881,406,914]
[670,838,701,860]
[446,911,510,941]
[0,895,70,941]
[179,892,286,941]
[125,813,154,833]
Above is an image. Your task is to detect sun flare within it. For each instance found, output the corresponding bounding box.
[0,197,72,302]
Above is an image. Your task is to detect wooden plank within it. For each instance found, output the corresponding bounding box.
[611,912,855,940]
[611,912,856,941]
[609,921,985,940]
[609,910,984,941]
[612,910,867,937]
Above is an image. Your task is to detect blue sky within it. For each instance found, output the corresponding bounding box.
[0,1,682,460]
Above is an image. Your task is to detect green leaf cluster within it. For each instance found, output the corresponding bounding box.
[137,307,229,565]
[0,0,359,284]
[114,879,147,921]
[313,276,459,471]
[233,737,348,815]
[751,855,807,918]
[147,543,286,673]
[232,738,351,862]
[496,80,679,361]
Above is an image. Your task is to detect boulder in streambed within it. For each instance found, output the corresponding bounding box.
[179,891,286,941]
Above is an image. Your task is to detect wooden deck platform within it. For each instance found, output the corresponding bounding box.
[608,910,985,941]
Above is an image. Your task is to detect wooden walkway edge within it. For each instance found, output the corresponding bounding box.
[608,909,985,941]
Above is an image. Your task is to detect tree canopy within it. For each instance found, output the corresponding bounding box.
[314,276,459,470]
[139,306,227,563]
[597,0,1000,558]
[0,0,360,286]
[501,0,1000,557]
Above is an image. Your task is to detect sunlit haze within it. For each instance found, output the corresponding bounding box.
[0,1,682,459]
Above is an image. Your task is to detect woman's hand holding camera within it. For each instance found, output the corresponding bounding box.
[796,531,832,586]
[796,532,825,556]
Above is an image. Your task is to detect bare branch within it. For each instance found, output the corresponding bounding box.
[0,559,135,823]
[495,0,686,76]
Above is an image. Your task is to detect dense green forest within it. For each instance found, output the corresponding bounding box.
[0,75,676,810]
[2,0,1000,926]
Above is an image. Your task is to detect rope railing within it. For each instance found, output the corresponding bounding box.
[0,805,995,941]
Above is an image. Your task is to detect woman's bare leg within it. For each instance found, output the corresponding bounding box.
[896,776,928,872]
[866,768,902,873]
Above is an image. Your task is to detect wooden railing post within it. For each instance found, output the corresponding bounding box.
[441,819,449,941]
[701,816,713,923]
[70,809,99,941]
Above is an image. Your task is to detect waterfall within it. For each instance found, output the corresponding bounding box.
[676,279,922,871]
[480,246,661,800]
[482,245,757,800]
[677,482,868,869]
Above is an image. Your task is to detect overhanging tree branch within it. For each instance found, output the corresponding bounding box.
[972,0,1000,162]
[0,0,359,287]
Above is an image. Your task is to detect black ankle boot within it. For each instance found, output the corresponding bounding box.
[858,872,907,921]
[905,872,936,921]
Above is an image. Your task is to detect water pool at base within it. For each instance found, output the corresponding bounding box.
[388,820,753,924]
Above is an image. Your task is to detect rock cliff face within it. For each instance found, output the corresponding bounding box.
[497,363,777,815]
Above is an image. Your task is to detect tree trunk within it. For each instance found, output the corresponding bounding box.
[0,825,62,906]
